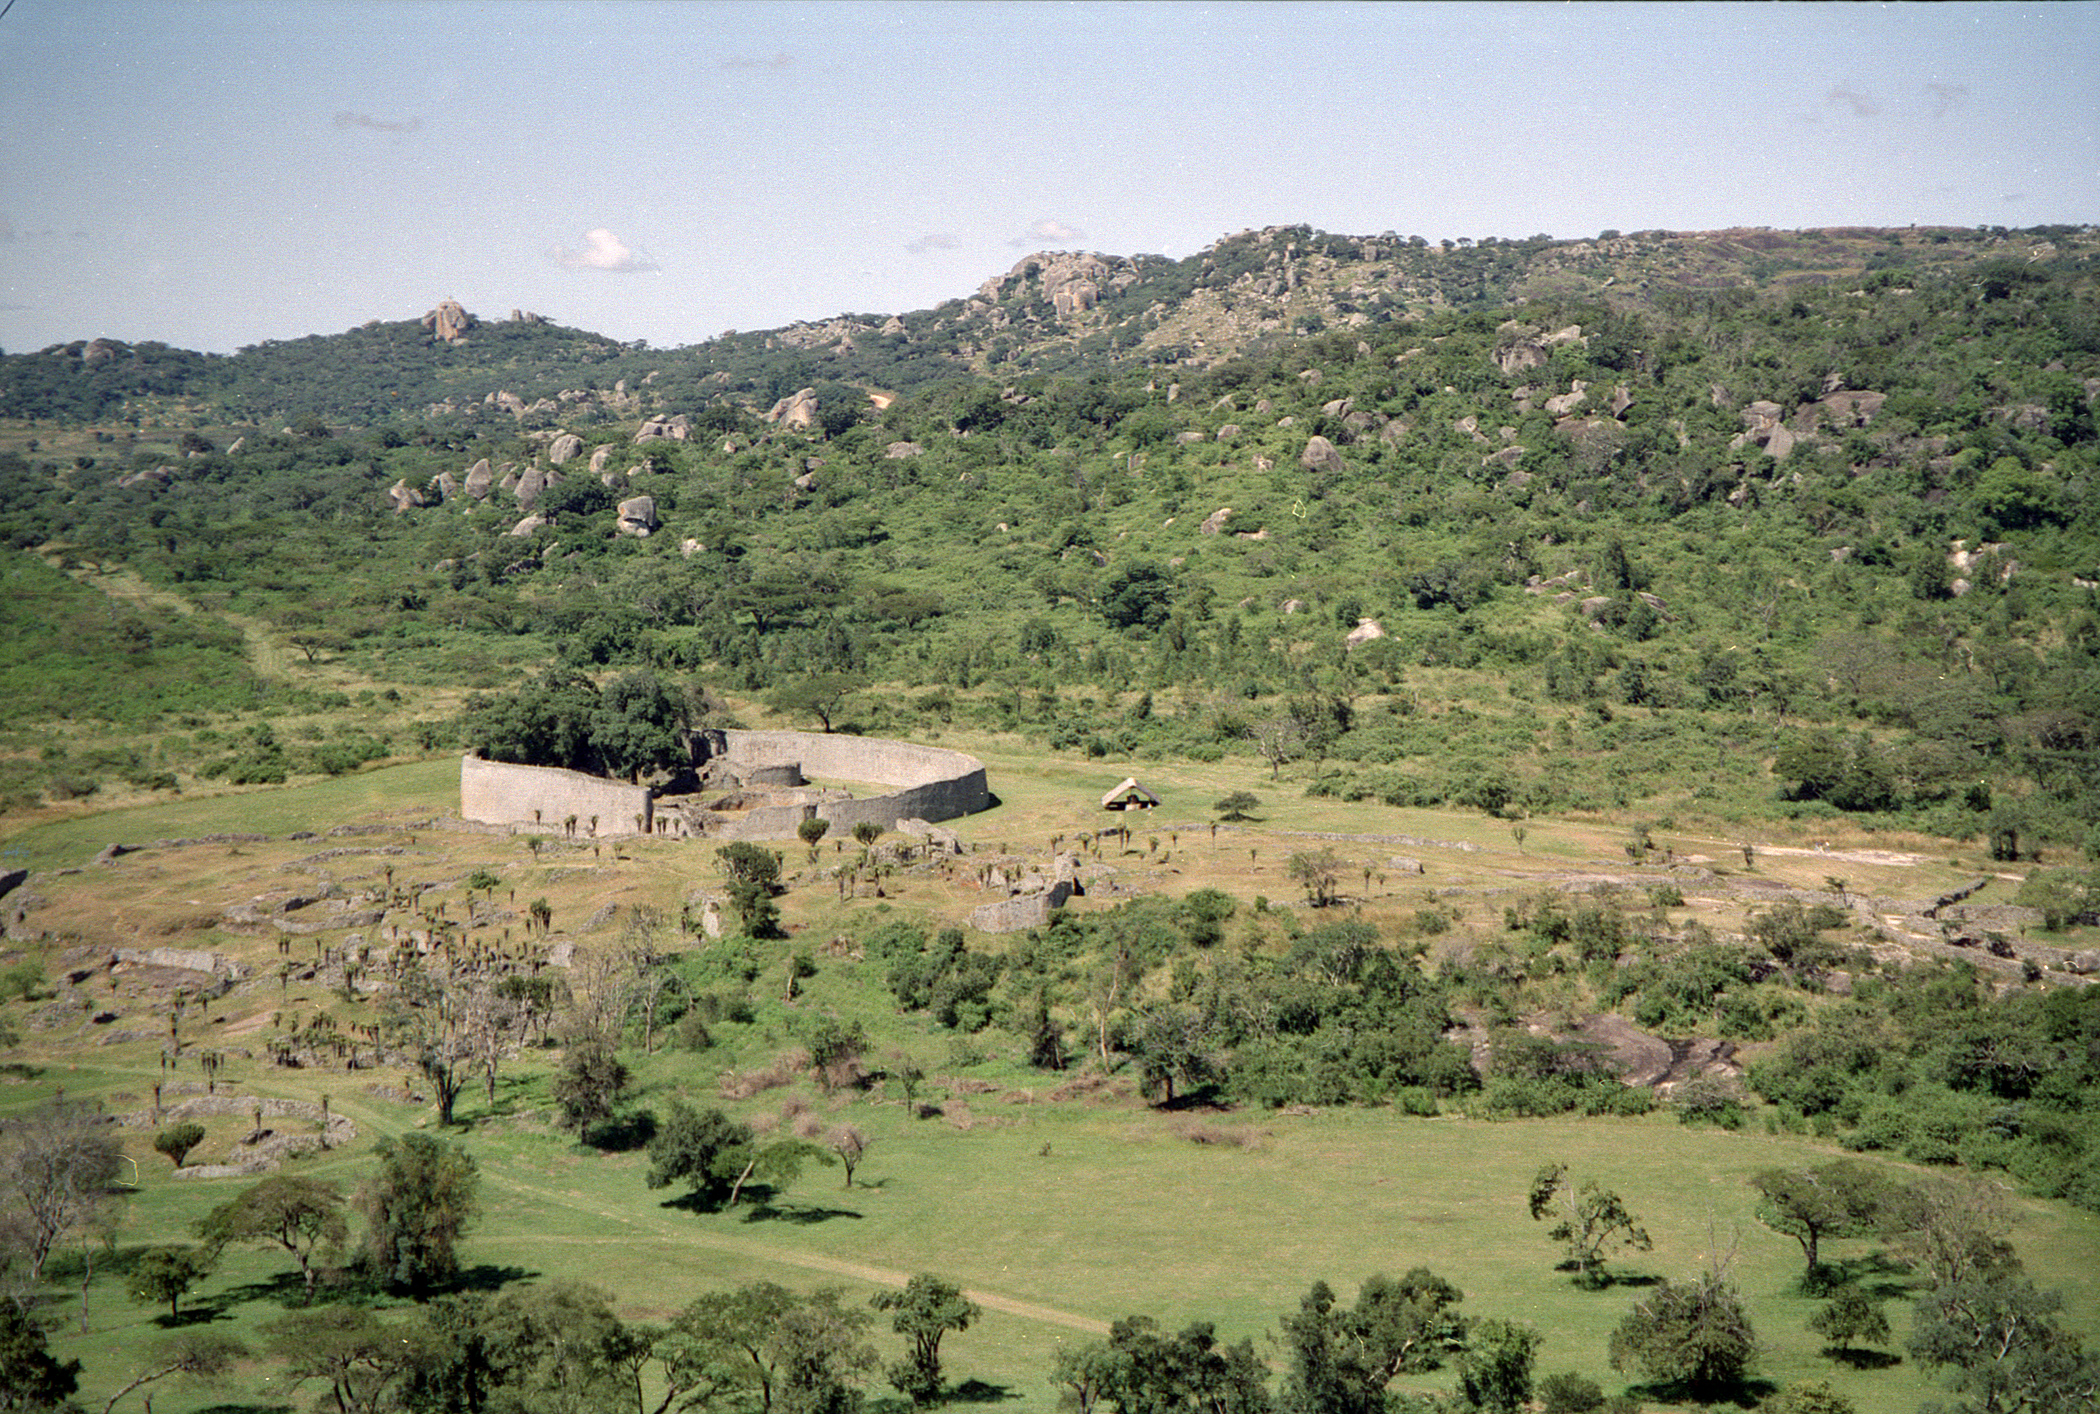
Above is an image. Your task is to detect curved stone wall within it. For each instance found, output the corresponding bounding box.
[460,756,654,835]
[458,732,988,842]
[695,730,989,841]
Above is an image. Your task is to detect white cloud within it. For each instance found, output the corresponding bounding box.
[1825,86,1880,118]
[1008,218,1086,248]
[553,228,659,274]
[905,233,961,254]
[333,111,423,133]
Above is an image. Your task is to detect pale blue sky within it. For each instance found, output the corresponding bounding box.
[1,1,2094,354]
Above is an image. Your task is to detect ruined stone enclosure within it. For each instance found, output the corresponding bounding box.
[458,730,990,842]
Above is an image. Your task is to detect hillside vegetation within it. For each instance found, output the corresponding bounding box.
[2,222,2099,1414]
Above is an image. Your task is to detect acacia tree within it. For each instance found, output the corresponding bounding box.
[872,1273,981,1406]
[195,1175,348,1302]
[1749,1160,1899,1290]
[1278,1270,1470,1414]
[153,1122,206,1169]
[126,1245,215,1319]
[1608,1264,1758,1397]
[100,1329,249,1414]
[1288,848,1345,908]
[1529,1163,1653,1288]
[0,1097,124,1282]
[356,1133,479,1298]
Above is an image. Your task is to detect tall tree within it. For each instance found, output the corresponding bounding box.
[1528,1163,1653,1288]
[1748,1160,1898,1289]
[872,1274,981,1407]
[356,1133,479,1298]
[0,1098,124,1283]
[1607,1265,1758,1397]
[195,1175,348,1302]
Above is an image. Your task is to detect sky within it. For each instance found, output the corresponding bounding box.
[1,0,2095,355]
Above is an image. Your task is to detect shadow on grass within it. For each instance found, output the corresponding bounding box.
[948,1379,1020,1404]
[153,1305,231,1328]
[1625,1376,1777,1409]
[196,1405,294,1414]
[214,1270,310,1311]
[742,1200,864,1226]
[1554,1262,1662,1290]
[1823,1347,1902,1370]
[1155,1085,1231,1113]
[448,1263,539,1294]
[1821,1253,1915,1302]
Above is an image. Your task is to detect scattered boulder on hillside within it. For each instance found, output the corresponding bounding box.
[421,299,472,342]
[634,413,691,443]
[1344,618,1386,649]
[884,441,923,459]
[1300,435,1344,475]
[1544,381,1589,417]
[514,466,559,510]
[510,512,548,537]
[387,479,425,513]
[616,495,658,538]
[433,471,462,502]
[1281,598,1306,614]
[547,432,584,465]
[494,391,528,417]
[463,459,493,499]
[764,387,818,430]
[1200,507,1234,535]
[588,445,612,475]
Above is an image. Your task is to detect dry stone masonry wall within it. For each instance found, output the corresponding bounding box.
[458,730,988,841]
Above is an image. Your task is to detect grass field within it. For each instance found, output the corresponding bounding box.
[3,750,2096,1414]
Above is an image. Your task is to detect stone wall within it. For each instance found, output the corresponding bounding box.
[459,733,988,843]
[459,756,654,836]
[694,730,989,842]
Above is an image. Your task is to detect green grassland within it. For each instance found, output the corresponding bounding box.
[4,756,2097,1414]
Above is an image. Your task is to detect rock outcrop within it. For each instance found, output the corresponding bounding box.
[764,388,818,430]
[387,479,425,513]
[1300,436,1344,476]
[547,433,583,466]
[616,495,657,538]
[634,414,691,443]
[463,459,493,500]
[421,299,472,342]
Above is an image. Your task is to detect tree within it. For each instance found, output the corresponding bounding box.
[828,1126,869,1188]
[646,1101,755,1208]
[718,842,785,938]
[1250,719,1306,779]
[872,1273,980,1406]
[765,674,863,733]
[1288,848,1345,909]
[125,1245,215,1319]
[1607,1265,1758,1396]
[1807,1285,1890,1356]
[1131,1005,1217,1105]
[1908,1271,2100,1414]
[1457,1317,1540,1414]
[590,669,691,781]
[798,816,831,862]
[265,1304,414,1414]
[356,1132,479,1297]
[1278,1270,1469,1414]
[1749,1160,1898,1290]
[0,1097,124,1282]
[100,1329,249,1414]
[1053,1314,1269,1414]
[0,1298,81,1414]
[1214,791,1261,822]
[152,1122,206,1169]
[195,1175,348,1302]
[552,1038,630,1133]
[1528,1163,1652,1288]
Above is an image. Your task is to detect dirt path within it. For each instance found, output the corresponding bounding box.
[482,1166,1110,1335]
[49,557,305,681]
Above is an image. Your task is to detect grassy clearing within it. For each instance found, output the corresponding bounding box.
[3,753,2096,1414]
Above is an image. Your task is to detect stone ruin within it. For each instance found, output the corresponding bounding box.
[460,729,989,844]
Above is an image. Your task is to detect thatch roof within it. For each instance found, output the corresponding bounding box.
[1101,777,1160,809]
